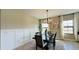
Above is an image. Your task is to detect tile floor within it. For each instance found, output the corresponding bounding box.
[15,39,79,50]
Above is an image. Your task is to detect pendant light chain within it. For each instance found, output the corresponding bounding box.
[46,10,48,23]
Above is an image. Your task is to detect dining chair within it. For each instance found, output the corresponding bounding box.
[34,34,48,50]
[46,32,57,49]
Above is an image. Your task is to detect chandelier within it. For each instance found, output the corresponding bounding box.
[46,10,48,23]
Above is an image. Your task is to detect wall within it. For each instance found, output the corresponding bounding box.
[60,13,79,40]
[41,12,79,40]
[78,13,79,32]
[77,13,79,40]
[0,10,1,49]
[1,9,39,50]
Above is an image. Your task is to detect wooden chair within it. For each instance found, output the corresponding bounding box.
[34,34,48,50]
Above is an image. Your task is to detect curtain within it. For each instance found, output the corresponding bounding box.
[74,13,79,40]
[48,16,60,39]
[60,16,64,39]
[48,17,60,32]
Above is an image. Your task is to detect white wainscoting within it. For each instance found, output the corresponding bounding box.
[1,29,16,50]
[1,25,38,50]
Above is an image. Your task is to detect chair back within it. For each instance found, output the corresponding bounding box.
[53,32,57,43]
[35,35,43,48]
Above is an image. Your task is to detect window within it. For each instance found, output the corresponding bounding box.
[63,20,74,34]
[42,23,48,33]
[42,23,48,40]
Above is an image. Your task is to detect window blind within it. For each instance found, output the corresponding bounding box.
[63,14,74,20]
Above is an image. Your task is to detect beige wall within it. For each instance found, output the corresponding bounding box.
[60,13,79,40]
[41,13,79,40]
[1,9,39,50]
[77,13,79,40]
[0,10,1,49]
[1,9,38,29]
[48,13,79,40]
[78,13,79,32]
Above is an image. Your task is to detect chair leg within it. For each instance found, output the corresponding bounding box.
[36,45,37,50]
[44,45,49,50]
[53,42,55,50]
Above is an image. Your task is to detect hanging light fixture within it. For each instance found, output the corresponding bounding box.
[46,10,48,23]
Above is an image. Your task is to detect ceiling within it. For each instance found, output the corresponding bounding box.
[25,9,79,19]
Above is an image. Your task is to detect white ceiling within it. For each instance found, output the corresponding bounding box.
[25,9,79,19]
